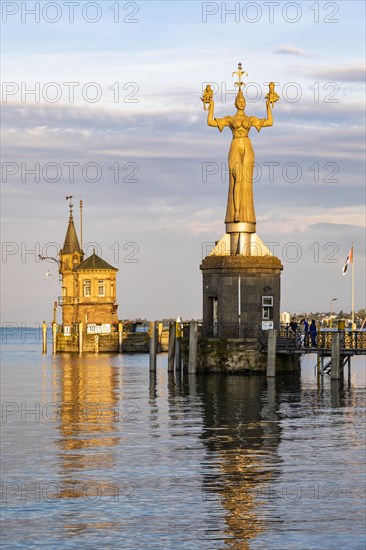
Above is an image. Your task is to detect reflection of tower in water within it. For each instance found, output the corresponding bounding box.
[53,355,120,499]
[197,375,283,547]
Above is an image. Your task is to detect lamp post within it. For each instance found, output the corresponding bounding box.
[329,298,338,329]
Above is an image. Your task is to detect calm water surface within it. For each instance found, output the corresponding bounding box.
[1,330,365,549]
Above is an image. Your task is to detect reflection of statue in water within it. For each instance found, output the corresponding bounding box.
[204,64,279,229]
[197,374,283,546]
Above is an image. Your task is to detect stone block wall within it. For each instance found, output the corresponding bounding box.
[56,331,148,353]
[181,337,300,374]
[201,255,283,334]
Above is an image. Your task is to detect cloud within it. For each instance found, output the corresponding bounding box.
[274,45,312,56]
[310,64,365,82]
[2,81,365,322]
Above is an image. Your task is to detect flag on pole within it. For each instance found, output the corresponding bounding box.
[342,246,353,275]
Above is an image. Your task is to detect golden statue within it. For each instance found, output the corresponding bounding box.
[204,63,279,229]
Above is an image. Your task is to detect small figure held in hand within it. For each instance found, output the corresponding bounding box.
[201,84,213,111]
[265,82,280,108]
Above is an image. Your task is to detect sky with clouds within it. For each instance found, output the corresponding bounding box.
[1,0,365,324]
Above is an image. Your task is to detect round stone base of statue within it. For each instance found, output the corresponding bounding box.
[226,222,256,233]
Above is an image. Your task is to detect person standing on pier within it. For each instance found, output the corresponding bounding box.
[309,320,317,347]
[304,318,309,347]
[300,318,309,347]
[290,318,298,334]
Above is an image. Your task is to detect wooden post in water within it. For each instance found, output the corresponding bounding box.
[175,318,182,373]
[157,322,163,353]
[78,322,83,355]
[95,334,99,354]
[267,377,276,421]
[149,321,157,372]
[52,322,57,354]
[188,320,198,374]
[331,331,341,379]
[168,322,176,372]
[316,355,321,376]
[42,321,47,354]
[267,329,277,377]
[118,320,123,353]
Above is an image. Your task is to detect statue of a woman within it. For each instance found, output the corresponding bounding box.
[206,88,274,228]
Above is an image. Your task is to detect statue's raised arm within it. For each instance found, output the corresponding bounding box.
[250,96,273,132]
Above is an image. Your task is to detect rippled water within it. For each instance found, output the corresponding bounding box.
[1,330,365,549]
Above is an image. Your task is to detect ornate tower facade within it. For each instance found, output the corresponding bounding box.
[59,202,118,328]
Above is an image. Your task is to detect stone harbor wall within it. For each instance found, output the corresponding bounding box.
[181,337,300,374]
[56,330,170,353]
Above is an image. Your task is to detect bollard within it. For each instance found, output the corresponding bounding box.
[168,322,176,372]
[42,322,47,354]
[331,332,341,379]
[267,329,277,377]
[188,321,198,374]
[78,322,83,355]
[118,320,123,353]
[149,321,157,372]
[52,322,57,355]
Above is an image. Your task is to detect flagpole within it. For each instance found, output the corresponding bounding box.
[351,242,355,328]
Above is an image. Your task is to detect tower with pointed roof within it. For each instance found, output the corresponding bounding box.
[59,200,119,328]
[60,199,84,272]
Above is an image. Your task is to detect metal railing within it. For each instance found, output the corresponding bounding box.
[276,329,366,352]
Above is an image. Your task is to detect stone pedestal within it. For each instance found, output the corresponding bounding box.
[200,235,283,338]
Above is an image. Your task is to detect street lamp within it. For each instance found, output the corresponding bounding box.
[329,298,338,328]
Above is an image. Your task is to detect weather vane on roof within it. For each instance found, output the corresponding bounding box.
[65,195,74,213]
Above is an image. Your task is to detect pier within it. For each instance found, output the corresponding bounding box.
[266,328,366,379]
[43,320,366,380]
